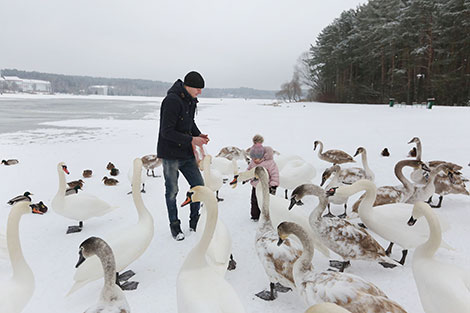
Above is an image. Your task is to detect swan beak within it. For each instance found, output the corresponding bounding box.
[181,192,194,207]
[62,165,70,175]
[407,216,417,226]
[421,163,431,172]
[75,251,86,268]
[229,175,239,188]
[277,238,284,246]
[353,149,360,157]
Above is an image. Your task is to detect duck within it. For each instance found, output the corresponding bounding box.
[65,185,81,196]
[2,159,19,165]
[278,157,316,199]
[407,201,470,313]
[29,201,48,214]
[231,166,303,300]
[76,237,131,313]
[201,154,225,201]
[381,148,390,157]
[52,162,116,234]
[141,154,162,177]
[106,162,115,170]
[102,176,119,186]
[313,140,355,165]
[110,168,120,176]
[67,158,154,295]
[305,303,352,313]
[215,146,250,164]
[276,221,408,313]
[82,169,93,178]
[320,165,350,218]
[331,179,451,265]
[67,179,84,189]
[7,191,33,205]
[177,185,246,313]
[0,201,47,313]
[351,159,428,214]
[289,184,396,272]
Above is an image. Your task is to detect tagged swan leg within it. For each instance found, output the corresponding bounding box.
[66,221,83,234]
[255,282,277,301]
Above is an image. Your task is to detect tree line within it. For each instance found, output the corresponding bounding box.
[280,0,469,106]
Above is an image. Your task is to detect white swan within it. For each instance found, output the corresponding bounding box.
[211,156,238,177]
[52,162,116,233]
[232,166,303,300]
[320,165,350,218]
[201,154,225,201]
[76,237,130,313]
[332,179,450,265]
[276,221,407,313]
[278,157,316,199]
[67,158,154,295]
[274,153,303,171]
[313,140,355,165]
[305,303,352,313]
[408,201,470,313]
[177,185,246,313]
[0,201,46,313]
[289,184,396,272]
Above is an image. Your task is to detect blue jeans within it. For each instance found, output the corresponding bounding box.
[162,158,204,224]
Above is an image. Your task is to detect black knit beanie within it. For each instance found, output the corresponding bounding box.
[183,71,205,89]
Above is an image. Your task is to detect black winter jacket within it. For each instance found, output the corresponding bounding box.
[157,80,201,159]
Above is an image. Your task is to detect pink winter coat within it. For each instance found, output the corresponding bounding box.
[247,146,279,187]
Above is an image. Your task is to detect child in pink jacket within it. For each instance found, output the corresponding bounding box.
[247,142,279,221]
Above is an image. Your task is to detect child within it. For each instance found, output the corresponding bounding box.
[247,140,279,221]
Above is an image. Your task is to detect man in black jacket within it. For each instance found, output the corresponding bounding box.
[157,71,209,241]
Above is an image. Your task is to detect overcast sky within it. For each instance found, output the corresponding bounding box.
[1,0,365,90]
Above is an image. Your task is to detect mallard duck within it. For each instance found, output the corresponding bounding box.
[7,191,33,205]
[29,201,48,214]
[103,176,119,186]
[110,168,120,176]
[106,162,115,170]
[277,222,407,313]
[2,159,19,165]
[141,154,162,177]
[65,185,81,196]
[76,237,131,313]
[381,148,390,157]
[313,140,355,165]
[67,179,84,189]
[82,169,93,178]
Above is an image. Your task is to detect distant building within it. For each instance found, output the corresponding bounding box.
[88,85,112,95]
[2,76,52,93]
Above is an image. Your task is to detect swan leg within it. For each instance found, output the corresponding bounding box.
[430,195,443,208]
[66,221,83,234]
[255,282,277,301]
[385,242,394,256]
[426,195,433,204]
[337,204,348,219]
[396,249,408,265]
[146,169,151,177]
[140,183,146,193]
[120,280,139,290]
[284,189,288,200]
[379,261,397,269]
[117,270,135,282]
[273,282,292,293]
[115,270,139,290]
[216,190,224,202]
[227,254,237,271]
[322,204,336,218]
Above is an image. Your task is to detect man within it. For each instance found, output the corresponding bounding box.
[157,71,209,241]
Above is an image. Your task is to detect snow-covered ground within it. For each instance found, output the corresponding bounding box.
[1,94,469,313]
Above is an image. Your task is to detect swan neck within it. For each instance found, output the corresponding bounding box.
[395,161,413,191]
[316,142,323,156]
[132,163,153,223]
[97,245,119,301]
[415,209,441,258]
[355,181,376,216]
[416,140,422,160]
[294,229,314,270]
[7,208,32,279]
[257,170,271,225]
[194,194,218,265]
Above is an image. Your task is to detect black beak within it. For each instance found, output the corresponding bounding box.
[277,238,284,246]
[326,187,337,197]
[288,198,297,210]
[75,250,86,268]
[407,216,417,226]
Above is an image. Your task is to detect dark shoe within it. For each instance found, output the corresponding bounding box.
[189,214,200,232]
[170,221,184,241]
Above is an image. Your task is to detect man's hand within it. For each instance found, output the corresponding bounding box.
[192,134,209,147]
